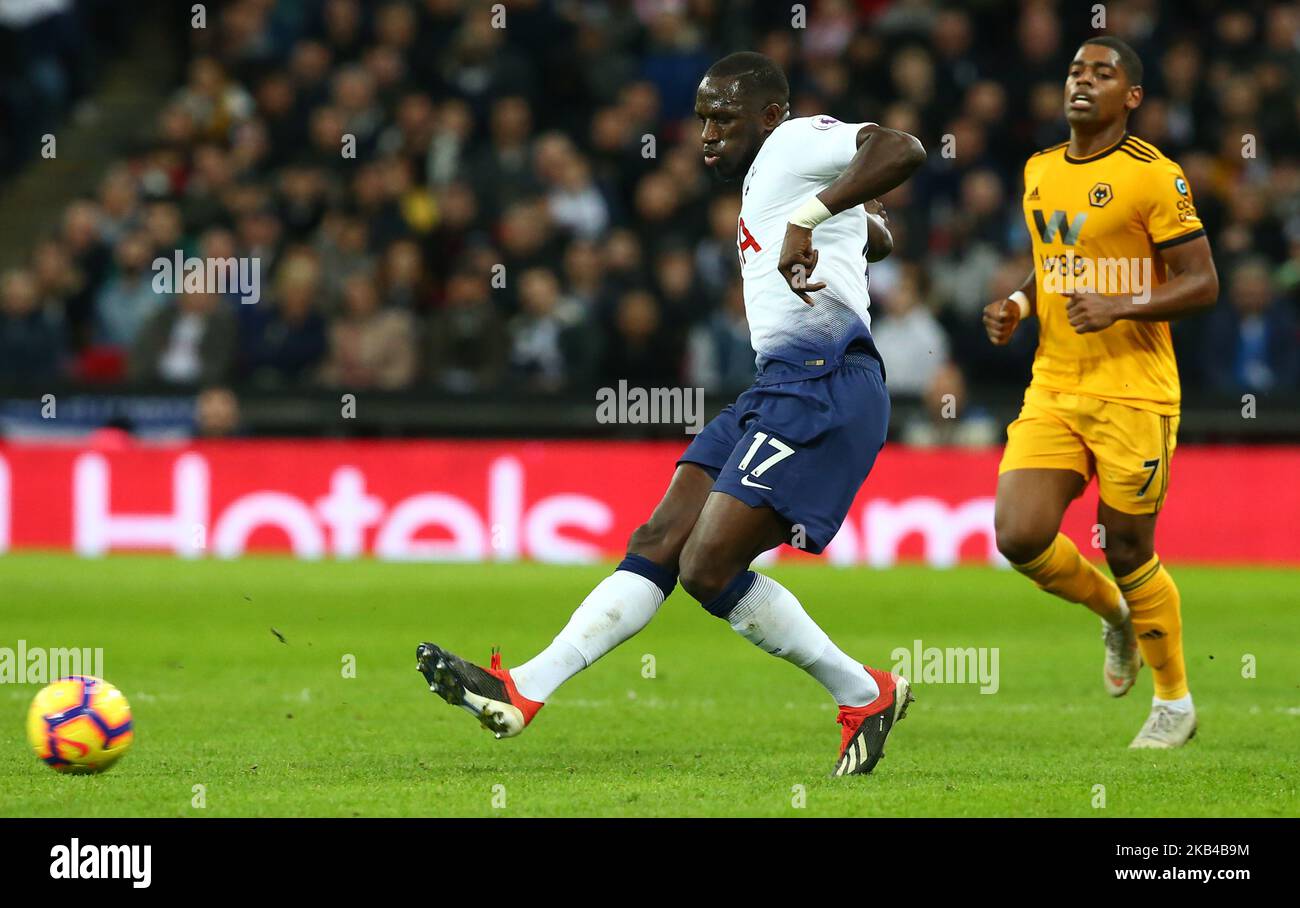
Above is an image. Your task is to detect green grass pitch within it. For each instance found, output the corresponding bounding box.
[2,553,1296,817]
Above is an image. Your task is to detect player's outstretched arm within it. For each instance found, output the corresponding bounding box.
[983,270,1037,345]
[1065,235,1218,334]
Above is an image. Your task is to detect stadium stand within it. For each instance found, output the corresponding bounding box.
[0,0,1296,441]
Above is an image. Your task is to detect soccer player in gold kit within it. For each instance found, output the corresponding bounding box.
[984,37,1219,748]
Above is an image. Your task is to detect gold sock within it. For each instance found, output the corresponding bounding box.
[1116,555,1188,700]
[1012,533,1122,622]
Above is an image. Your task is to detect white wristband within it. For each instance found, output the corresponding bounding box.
[1009,290,1030,318]
[789,196,833,229]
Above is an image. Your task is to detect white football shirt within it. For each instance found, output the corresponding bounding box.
[737,114,877,379]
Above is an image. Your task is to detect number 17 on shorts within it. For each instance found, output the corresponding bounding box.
[736,431,796,490]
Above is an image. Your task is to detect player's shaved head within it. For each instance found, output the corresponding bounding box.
[703,52,789,111]
[1080,36,1143,86]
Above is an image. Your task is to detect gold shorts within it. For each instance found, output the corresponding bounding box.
[998,386,1178,515]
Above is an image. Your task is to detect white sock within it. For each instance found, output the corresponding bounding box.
[511,570,665,702]
[1154,692,1193,712]
[727,573,879,707]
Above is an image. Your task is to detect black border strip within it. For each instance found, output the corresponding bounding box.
[1153,228,1206,250]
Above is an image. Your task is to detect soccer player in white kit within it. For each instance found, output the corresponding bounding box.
[417,52,927,776]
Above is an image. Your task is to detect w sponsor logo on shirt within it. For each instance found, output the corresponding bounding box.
[1031,209,1087,245]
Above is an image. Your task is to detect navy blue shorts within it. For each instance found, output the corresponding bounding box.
[678,352,890,554]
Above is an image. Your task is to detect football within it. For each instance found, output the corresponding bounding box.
[26,676,134,774]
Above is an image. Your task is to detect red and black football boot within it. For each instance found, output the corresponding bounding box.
[832,667,914,776]
[416,643,543,739]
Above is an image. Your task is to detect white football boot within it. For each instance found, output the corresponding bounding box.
[1129,701,1197,749]
[1102,601,1142,697]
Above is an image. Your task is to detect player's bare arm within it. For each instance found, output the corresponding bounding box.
[1065,236,1219,333]
[779,125,925,304]
[983,270,1038,345]
[825,124,928,214]
[865,199,893,262]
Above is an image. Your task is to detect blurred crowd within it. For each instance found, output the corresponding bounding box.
[0,0,126,172]
[1,0,1297,427]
